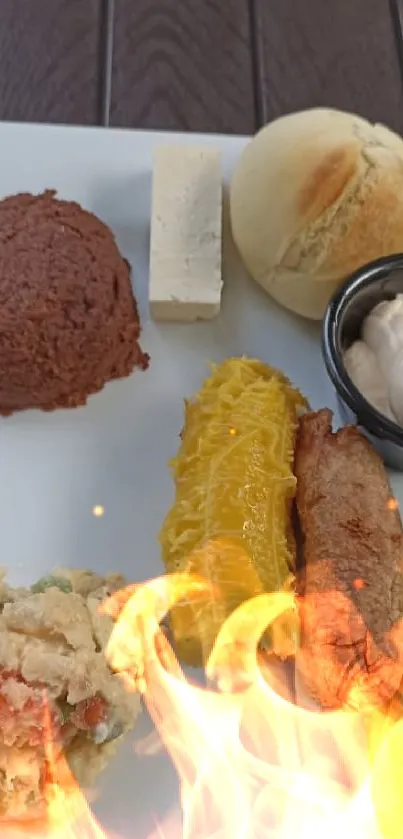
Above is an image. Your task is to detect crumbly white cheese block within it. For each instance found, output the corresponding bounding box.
[149,145,223,322]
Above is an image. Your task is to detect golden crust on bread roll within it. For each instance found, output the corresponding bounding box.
[230,108,403,320]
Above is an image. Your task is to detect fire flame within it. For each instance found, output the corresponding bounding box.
[9,574,403,839]
[104,575,403,839]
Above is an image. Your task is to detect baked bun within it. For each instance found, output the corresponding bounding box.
[230,108,403,320]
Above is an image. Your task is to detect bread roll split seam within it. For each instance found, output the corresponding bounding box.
[230,109,403,320]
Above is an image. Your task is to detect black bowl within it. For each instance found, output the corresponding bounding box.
[322,254,403,471]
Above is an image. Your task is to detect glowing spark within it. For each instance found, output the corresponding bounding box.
[387,497,399,511]
[353,578,366,590]
[92,505,105,517]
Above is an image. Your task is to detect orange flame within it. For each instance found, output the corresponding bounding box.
[7,572,403,839]
[104,575,403,839]
[40,700,106,839]
[0,697,107,839]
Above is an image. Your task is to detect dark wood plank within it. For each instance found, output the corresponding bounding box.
[254,0,403,134]
[390,0,403,82]
[0,0,103,125]
[110,0,256,134]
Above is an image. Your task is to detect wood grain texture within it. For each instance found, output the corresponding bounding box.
[254,0,403,133]
[390,0,403,80]
[0,0,102,125]
[110,0,256,134]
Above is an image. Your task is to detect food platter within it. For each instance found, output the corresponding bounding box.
[1,122,402,838]
[0,124,333,581]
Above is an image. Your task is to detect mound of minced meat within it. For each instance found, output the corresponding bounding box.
[0,190,149,415]
[0,568,141,821]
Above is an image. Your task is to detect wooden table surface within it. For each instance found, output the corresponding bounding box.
[1,0,403,135]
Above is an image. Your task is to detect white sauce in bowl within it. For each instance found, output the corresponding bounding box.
[343,294,403,427]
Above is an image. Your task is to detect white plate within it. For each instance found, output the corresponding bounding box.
[0,123,400,837]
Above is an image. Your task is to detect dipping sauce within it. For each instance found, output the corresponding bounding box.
[343,294,403,427]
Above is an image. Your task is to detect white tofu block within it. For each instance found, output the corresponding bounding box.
[149,145,223,322]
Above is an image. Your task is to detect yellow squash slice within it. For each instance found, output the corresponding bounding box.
[159,357,307,666]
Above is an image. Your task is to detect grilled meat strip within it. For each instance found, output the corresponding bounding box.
[294,409,403,709]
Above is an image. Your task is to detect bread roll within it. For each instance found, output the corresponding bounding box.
[230,108,403,320]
